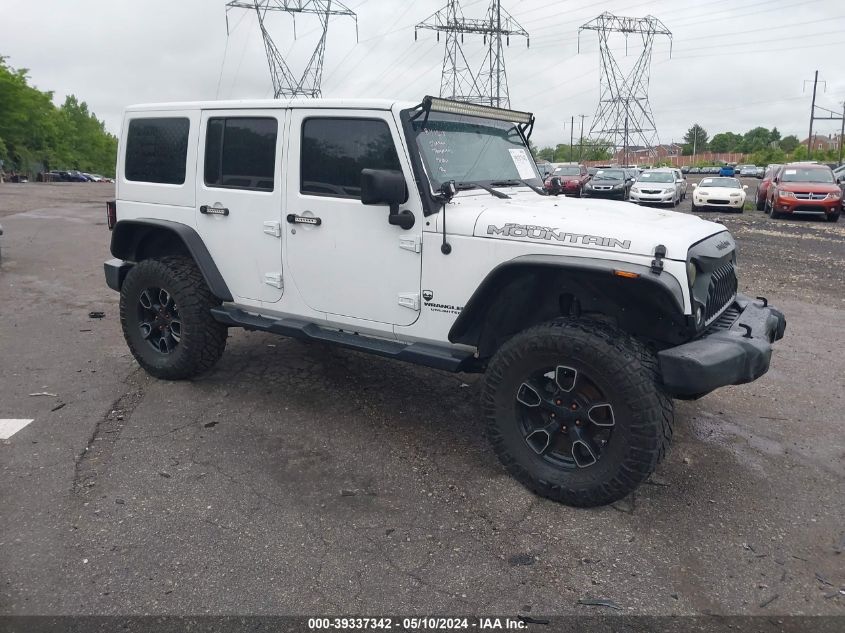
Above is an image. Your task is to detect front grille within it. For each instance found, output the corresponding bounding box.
[706,199,730,205]
[794,192,826,200]
[704,261,738,324]
[705,304,741,333]
[642,189,662,194]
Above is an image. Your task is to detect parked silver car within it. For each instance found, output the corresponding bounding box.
[629,168,684,206]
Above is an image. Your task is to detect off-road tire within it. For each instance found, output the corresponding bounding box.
[120,256,227,380]
[482,319,673,507]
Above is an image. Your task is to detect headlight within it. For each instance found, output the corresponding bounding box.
[687,260,697,286]
[778,190,795,198]
[827,191,842,200]
[730,192,742,197]
[631,187,640,193]
[612,183,623,189]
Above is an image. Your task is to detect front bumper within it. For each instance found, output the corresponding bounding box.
[584,187,626,198]
[658,294,786,398]
[772,197,840,216]
[104,258,133,291]
[693,195,745,209]
[629,190,675,204]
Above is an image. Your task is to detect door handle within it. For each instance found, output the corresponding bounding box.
[286,214,322,226]
[200,205,229,216]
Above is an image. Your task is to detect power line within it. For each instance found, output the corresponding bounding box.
[224,0,358,98]
[415,0,528,108]
[579,12,672,161]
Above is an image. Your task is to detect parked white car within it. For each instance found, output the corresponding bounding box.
[629,168,684,206]
[691,176,748,213]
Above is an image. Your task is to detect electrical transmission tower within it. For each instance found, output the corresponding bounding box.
[415,1,528,108]
[225,0,357,98]
[578,12,671,163]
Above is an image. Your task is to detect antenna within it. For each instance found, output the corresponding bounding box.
[225,0,358,98]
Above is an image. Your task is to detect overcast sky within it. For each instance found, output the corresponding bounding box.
[2,0,843,148]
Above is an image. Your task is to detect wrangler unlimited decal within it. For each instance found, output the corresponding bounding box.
[487,223,632,250]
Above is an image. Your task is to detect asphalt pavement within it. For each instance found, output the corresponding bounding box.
[0,182,843,617]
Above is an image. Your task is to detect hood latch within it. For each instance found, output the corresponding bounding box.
[651,244,667,275]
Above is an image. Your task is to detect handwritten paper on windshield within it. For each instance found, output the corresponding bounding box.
[508,149,535,180]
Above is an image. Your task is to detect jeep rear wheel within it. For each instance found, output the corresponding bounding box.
[120,256,227,380]
[481,319,673,507]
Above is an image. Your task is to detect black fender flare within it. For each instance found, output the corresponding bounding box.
[110,219,233,302]
[448,254,688,354]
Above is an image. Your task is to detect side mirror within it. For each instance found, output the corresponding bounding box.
[692,183,698,188]
[743,185,749,190]
[361,168,414,230]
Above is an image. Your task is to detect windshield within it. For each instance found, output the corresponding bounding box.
[411,113,540,189]
[594,169,625,180]
[553,166,581,176]
[780,167,834,183]
[700,177,740,188]
[638,171,674,183]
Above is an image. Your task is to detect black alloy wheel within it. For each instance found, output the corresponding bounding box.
[137,286,182,354]
[515,365,615,469]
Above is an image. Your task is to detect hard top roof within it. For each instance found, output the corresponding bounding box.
[125,98,416,112]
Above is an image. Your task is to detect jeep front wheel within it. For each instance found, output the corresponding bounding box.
[119,256,227,380]
[481,319,673,507]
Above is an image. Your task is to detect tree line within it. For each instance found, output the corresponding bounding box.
[532,139,613,163]
[682,123,841,166]
[0,56,117,177]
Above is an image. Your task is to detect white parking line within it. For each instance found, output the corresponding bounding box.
[0,419,34,439]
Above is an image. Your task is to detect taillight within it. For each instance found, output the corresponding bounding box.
[106,200,117,230]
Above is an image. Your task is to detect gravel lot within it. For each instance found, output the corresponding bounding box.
[0,181,843,619]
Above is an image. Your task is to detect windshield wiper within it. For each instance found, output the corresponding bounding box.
[489,179,548,196]
[456,181,511,199]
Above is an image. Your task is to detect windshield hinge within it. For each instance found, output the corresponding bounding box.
[651,244,667,275]
[264,272,283,289]
[398,292,420,311]
[263,221,282,238]
[399,235,422,253]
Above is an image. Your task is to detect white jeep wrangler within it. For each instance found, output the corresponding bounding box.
[104,96,785,507]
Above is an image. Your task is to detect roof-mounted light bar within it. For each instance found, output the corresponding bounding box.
[422,96,533,126]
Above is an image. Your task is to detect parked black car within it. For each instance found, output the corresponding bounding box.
[581,167,634,200]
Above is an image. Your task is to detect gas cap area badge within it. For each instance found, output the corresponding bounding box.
[486,223,631,249]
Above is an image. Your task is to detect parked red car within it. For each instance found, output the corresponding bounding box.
[755,163,782,210]
[766,163,841,222]
[544,164,591,196]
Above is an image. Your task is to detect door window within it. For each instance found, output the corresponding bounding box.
[204,117,278,191]
[300,118,401,199]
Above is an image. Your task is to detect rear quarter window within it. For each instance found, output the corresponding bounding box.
[125,117,190,185]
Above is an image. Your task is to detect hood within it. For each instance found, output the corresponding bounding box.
[633,180,674,189]
[778,182,839,193]
[696,186,746,196]
[441,189,727,260]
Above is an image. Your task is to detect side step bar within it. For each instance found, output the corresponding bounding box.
[211,306,477,373]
